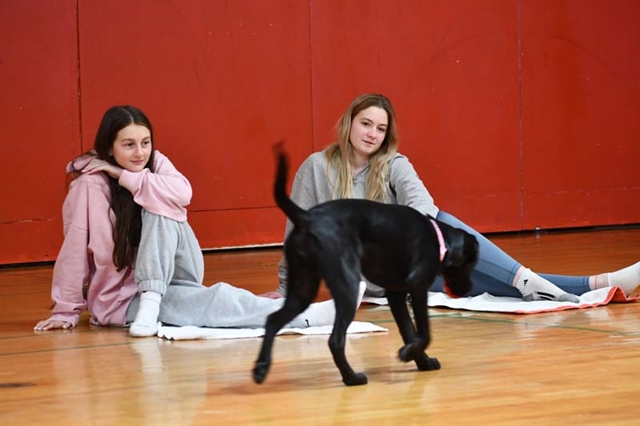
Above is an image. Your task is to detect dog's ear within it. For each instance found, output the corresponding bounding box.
[442,231,465,268]
[442,231,478,268]
[441,230,479,297]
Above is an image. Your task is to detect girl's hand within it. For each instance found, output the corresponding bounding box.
[258,291,285,299]
[82,158,123,179]
[34,319,73,331]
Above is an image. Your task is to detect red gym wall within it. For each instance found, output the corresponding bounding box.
[1,0,638,265]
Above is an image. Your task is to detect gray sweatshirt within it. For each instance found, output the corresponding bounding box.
[277,150,439,295]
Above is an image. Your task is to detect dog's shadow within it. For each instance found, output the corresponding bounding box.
[211,362,433,397]
[210,370,345,395]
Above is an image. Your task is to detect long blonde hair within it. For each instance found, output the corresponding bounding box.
[325,93,399,202]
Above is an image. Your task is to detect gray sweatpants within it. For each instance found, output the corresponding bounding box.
[126,211,311,328]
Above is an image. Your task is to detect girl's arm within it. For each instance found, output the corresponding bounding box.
[118,151,192,221]
[388,154,439,217]
[35,179,94,330]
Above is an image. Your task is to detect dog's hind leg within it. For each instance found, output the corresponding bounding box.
[323,253,368,386]
[328,293,367,386]
[252,317,280,384]
[253,253,322,384]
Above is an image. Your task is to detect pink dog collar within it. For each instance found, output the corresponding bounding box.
[429,218,447,262]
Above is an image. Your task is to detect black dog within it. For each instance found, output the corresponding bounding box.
[253,145,479,386]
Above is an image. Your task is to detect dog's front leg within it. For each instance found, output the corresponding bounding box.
[408,289,440,371]
[386,291,421,360]
[387,291,439,371]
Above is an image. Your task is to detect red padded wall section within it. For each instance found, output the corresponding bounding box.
[0,0,638,264]
[75,0,314,250]
[308,0,522,232]
[0,0,80,263]
[520,0,640,229]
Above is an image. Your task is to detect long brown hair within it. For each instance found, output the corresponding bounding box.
[325,93,399,202]
[70,106,155,270]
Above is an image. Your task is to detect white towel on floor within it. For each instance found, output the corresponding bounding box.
[363,286,637,314]
[158,320,387,341]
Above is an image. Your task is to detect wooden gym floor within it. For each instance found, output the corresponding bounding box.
[1,227,639,425]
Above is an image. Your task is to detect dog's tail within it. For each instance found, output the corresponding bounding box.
[273,142,308,228]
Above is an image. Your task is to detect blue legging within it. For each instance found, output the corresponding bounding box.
[431,211,591,297]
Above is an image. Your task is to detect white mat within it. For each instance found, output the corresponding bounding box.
[158,320,387,341]
[363,286,638,314]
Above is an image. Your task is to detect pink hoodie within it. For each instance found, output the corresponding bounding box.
[47,150,192,327]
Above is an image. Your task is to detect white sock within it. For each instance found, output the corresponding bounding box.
[514,268,580,303]
[302,281,367,327]
[130,291,162,337]
[607,262,640,296]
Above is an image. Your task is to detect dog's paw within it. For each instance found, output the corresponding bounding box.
[416,356,441,371]
[398,344,424,363]
[398,345,413,362]
[343,372,368,386]
[252,361,271,384]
